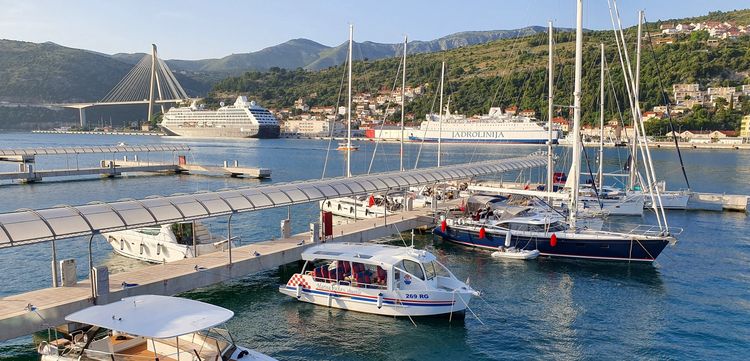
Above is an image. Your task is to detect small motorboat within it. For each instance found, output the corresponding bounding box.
[103,222,235,263]
[37,294,276,361]
[336,142,359,151]
[491,247,540,260]
[279,243,478,317]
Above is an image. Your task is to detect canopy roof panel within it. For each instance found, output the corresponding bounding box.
[65,295,233,339]
[0,155,546,248]
[0,144,189,156]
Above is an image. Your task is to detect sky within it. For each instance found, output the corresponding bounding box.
[0,0,747,60]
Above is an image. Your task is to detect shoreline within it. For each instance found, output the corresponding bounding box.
[27,131,750,150]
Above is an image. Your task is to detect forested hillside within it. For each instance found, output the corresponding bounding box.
[212,10,750,132]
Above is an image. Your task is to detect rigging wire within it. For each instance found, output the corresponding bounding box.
[643,15,691,189]
[321,52,350,179]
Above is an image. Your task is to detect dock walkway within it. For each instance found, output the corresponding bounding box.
[0,208,436,341]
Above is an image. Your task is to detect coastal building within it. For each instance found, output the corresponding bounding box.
[707,87,739,106]
[673,83,704,107]
[282,119,343,136]
[552,117,569,132]
[741,115,750,139]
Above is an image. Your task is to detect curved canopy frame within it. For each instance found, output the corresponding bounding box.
[0,155,547,248]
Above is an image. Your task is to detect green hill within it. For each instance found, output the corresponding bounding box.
[212,10,750,132]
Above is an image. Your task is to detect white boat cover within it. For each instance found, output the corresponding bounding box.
[302,242,435,267]
[65,295,233,339]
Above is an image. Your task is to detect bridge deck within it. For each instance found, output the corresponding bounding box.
[0,207,437,341]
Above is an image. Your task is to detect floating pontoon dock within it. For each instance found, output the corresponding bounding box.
[0,145,271,182]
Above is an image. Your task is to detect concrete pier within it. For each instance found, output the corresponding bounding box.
[0,208,435,341]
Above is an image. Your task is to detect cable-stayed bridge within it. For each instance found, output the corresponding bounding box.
[60,44,191,127]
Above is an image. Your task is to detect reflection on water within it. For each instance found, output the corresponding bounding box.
[1,134,749,359]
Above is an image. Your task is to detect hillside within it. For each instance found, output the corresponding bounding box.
[105,28,559,73]
[212,10,750,132]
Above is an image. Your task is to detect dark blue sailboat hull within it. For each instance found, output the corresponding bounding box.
[434,226,669,262]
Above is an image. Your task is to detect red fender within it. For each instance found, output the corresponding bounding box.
[479,227,486,239]
[368,195,375,207]
[440,220,447,232]
[550,233,558,247]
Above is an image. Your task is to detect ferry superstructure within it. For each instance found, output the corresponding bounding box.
[409,107,561,144]
[161,96,280,138]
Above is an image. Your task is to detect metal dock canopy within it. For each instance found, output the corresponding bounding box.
[0,144,189,156]
[0,155,546,248]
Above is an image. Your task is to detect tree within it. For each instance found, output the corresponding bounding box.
[689,30,710,43]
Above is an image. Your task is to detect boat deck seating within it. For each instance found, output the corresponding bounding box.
[310,261,387,289]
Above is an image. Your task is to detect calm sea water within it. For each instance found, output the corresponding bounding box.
[0,133,748,360]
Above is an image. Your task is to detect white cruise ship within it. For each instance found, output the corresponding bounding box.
[161,96,280,138]
[409,107,561,144]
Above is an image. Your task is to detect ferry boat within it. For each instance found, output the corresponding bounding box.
[279,243,478,317]
[408,108,561,144]
[103,222,234,263]
[37,295,276,361]
[161,96,280,138]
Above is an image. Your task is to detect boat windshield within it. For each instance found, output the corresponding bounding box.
[422,260,452,280]
[136,227,161,236]
[171,223,194,245]
[398,259,425,281]
[548,221,568,232]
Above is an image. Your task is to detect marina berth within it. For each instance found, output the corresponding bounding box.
[279,243,478,317]
[37,295,276,361]
[161,96,280,138]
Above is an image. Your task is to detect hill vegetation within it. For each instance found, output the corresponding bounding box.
[212,10,750,134]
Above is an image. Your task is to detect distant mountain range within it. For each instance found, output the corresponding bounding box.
[111,26,559,73]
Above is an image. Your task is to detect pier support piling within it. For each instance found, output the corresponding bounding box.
[50,240,58,287]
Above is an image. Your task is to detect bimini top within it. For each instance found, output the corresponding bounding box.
[302,243,435,267]
[65,295,233,339]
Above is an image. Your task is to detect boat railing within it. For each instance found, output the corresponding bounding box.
[627,224,684,237]
[68,341,212,361]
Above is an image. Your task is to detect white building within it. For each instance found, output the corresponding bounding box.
[283,119,343,136]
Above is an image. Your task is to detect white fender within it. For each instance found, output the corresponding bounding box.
[156,243,161,256]
[377,293,384,309]
[296,284,302,299]
[327,291,332,307]
[505,231,512,248]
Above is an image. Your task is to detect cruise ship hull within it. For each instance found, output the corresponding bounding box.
[161,124,280,138]
[408,128,561,144]
[409,136,553,144]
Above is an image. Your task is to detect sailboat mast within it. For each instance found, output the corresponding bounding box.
[437,61,445,168]
[346,24,353,178]
[628,11,643,190]
[547,21,554,195]
[569,0,584,229]
[400,35,407,172]
[596,43,604,189]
